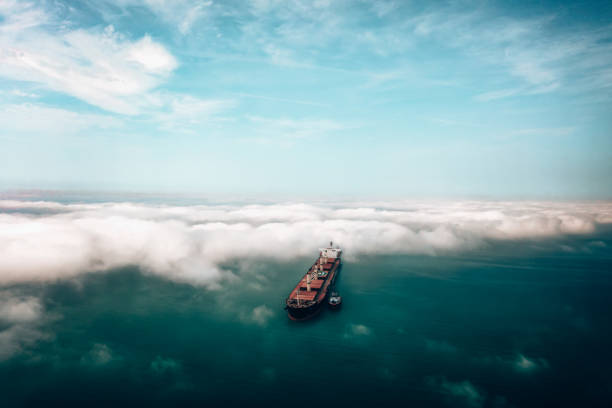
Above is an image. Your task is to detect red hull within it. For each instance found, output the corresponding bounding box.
[286,251,341,320]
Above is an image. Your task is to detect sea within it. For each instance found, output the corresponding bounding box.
[1,196,611,407]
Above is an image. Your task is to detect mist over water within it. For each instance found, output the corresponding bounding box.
[1,196,612,407]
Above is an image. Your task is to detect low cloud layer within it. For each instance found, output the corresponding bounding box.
[0,291,50,361]
[427,377,485,408]
[1,200,610,286]
[344,323,372,339]
[513,353,549,373]
[80,343,115,366]
[241,305,274,327]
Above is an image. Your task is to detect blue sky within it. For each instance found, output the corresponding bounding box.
[0,0,611,198]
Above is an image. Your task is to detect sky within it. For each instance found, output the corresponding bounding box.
[0,0,611,198]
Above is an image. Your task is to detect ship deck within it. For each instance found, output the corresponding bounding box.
[287,257,340,306]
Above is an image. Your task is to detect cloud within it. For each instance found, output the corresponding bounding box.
[0,296,42,323]
[411,7,612,98]
[480,352,549,374]
[0,0,48,34]
[513,353,548,373]
[153,0,412,68]
[1,89,40,98]
[344,324,372,338]
[81,343,115,366]
[427,377,484,408]
[0,291,50,361]
[0,199,610,286]
[152,95,235,133]
[111,0,213,35]
[248,305,274,326]
[150,355,182,375]
[370,1,397,18]
[0,4,177,115]
[125,34,177,73]
[149,355,192,390]
[0,323,47,361]
[0,3,235,131]
[0,95,233,139]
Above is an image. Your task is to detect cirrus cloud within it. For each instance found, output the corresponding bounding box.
[0,3,177,115]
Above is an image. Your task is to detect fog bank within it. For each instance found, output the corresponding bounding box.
[1,200,610,285]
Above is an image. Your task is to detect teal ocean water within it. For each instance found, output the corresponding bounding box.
[2,233,611,407]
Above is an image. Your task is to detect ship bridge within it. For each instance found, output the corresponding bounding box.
[319,242,342,259]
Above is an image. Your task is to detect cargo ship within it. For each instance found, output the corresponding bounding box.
[285,242,342,321]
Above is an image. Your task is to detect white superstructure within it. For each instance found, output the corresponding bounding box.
[320,241,342,259]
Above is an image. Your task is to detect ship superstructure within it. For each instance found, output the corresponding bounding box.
[285,242,342,320]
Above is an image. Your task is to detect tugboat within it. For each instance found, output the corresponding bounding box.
[285,242,342,321]
[328,291,342,309]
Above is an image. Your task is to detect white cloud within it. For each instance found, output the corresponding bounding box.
[249,305,274,326]
[0,199,609,286]
[0,291,49,361]
[442,380,483,408]
[428,377,484,408]
[344,323,372,338]
[3,89,39,98]
[0,1,48,34]
[370,1,397,18]
[81,343,115,366]
[513,353,548,373]
[206,0,409,67]
[0,4,177,115]
[0,323,47,361]
[514,354,536,371]
[0,3,236,130]
[114,0,213,35]
[151,94,235,132]
[0,296,42,323]
[480,352,549,374]
[125,34,177,73]
[411,7,612,98]
[0,95,233,138]
[178,1,213,34]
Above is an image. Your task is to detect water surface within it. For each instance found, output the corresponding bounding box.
[1,235,611,407]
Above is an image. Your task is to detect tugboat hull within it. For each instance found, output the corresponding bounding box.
[328,290,342,310]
